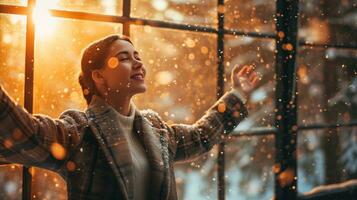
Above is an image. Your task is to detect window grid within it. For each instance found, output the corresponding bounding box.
[0,0,356,200]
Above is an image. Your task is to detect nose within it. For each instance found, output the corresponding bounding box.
[133,58,143,69]
[133,58,146,76]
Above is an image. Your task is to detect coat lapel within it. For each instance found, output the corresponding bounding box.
[85,95,133,199]
[134,112,170,200]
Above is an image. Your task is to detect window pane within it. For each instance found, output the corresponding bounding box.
[297,46,357,194]
[299,0,357,46]
[224,35,276,129]
[0,165,23,200]
[297,47,357,125]
[130,25,218,199]
[225,135,275,200]
[225,0,276,33]
[298,130,325,194]
[31,168,67,200]
[35,0,122,16]
[32,17,122,199]
[175,148,218,200]
[132,0,217,27]
[0,13,25,105]
[0,13,26,200]
[298,127,357,194]
[131,25,218,124]
[0,0,26,6]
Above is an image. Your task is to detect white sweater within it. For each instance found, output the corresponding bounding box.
[114,103,150,200]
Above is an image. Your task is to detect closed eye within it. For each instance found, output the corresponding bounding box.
[118,57,130,61]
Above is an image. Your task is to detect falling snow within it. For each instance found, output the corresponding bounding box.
[0,0,356,199]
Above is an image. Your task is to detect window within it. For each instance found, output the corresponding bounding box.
[0,0,356,200]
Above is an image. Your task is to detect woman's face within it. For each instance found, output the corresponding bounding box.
[97,39,147,97]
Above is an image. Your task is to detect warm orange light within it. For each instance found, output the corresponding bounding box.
[217,102,226,113]
[32,0,58,36]
[50,142,67,160]
[3,139,13,149]
[66,161,76,172]
[108,57,119,69]
[278,168,295,187]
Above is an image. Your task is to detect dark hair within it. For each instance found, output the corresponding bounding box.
[78,34,132,105]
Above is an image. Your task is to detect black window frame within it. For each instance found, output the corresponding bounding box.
[0,0,356,199]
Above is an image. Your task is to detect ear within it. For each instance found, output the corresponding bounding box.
[91,70,106,85]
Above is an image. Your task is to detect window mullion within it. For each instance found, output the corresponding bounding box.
[22,0,36,200]
[274,0,299,200]
[217,0,225,200]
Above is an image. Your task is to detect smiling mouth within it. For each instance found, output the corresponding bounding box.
[130,74,144,81]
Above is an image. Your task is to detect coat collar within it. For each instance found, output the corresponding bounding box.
[85,95,169,200]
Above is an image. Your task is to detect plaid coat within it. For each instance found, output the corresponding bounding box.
[0,86,248,200]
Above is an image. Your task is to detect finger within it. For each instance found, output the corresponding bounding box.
[232,64,244,75]
[249,72,260,84]
[239,65,255,77]
[251,75,259,84]
[241,65,254,78]
[238,65,249,76]
[232,64,240,73]
[246,65,254,74]
[248,72,257,82]
[232,65,240,80]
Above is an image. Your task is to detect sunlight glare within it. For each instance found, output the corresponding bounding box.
[32,0,59,36]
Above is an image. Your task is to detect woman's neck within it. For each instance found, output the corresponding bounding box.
[104,94,132,116]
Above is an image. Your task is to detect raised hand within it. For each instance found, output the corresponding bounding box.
[231,65,260,93]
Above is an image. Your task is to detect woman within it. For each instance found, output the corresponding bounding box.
[0,35,259,200]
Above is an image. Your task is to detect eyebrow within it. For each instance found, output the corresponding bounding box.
[114,51,139,57]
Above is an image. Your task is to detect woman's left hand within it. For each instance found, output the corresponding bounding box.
[231,65,260,93]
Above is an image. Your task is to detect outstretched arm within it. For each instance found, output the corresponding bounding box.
[0,86,88,170]
[156,65,259,162]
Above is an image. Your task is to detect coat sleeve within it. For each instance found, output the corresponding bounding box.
[152,89,248,162]
[0,86,88,170]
